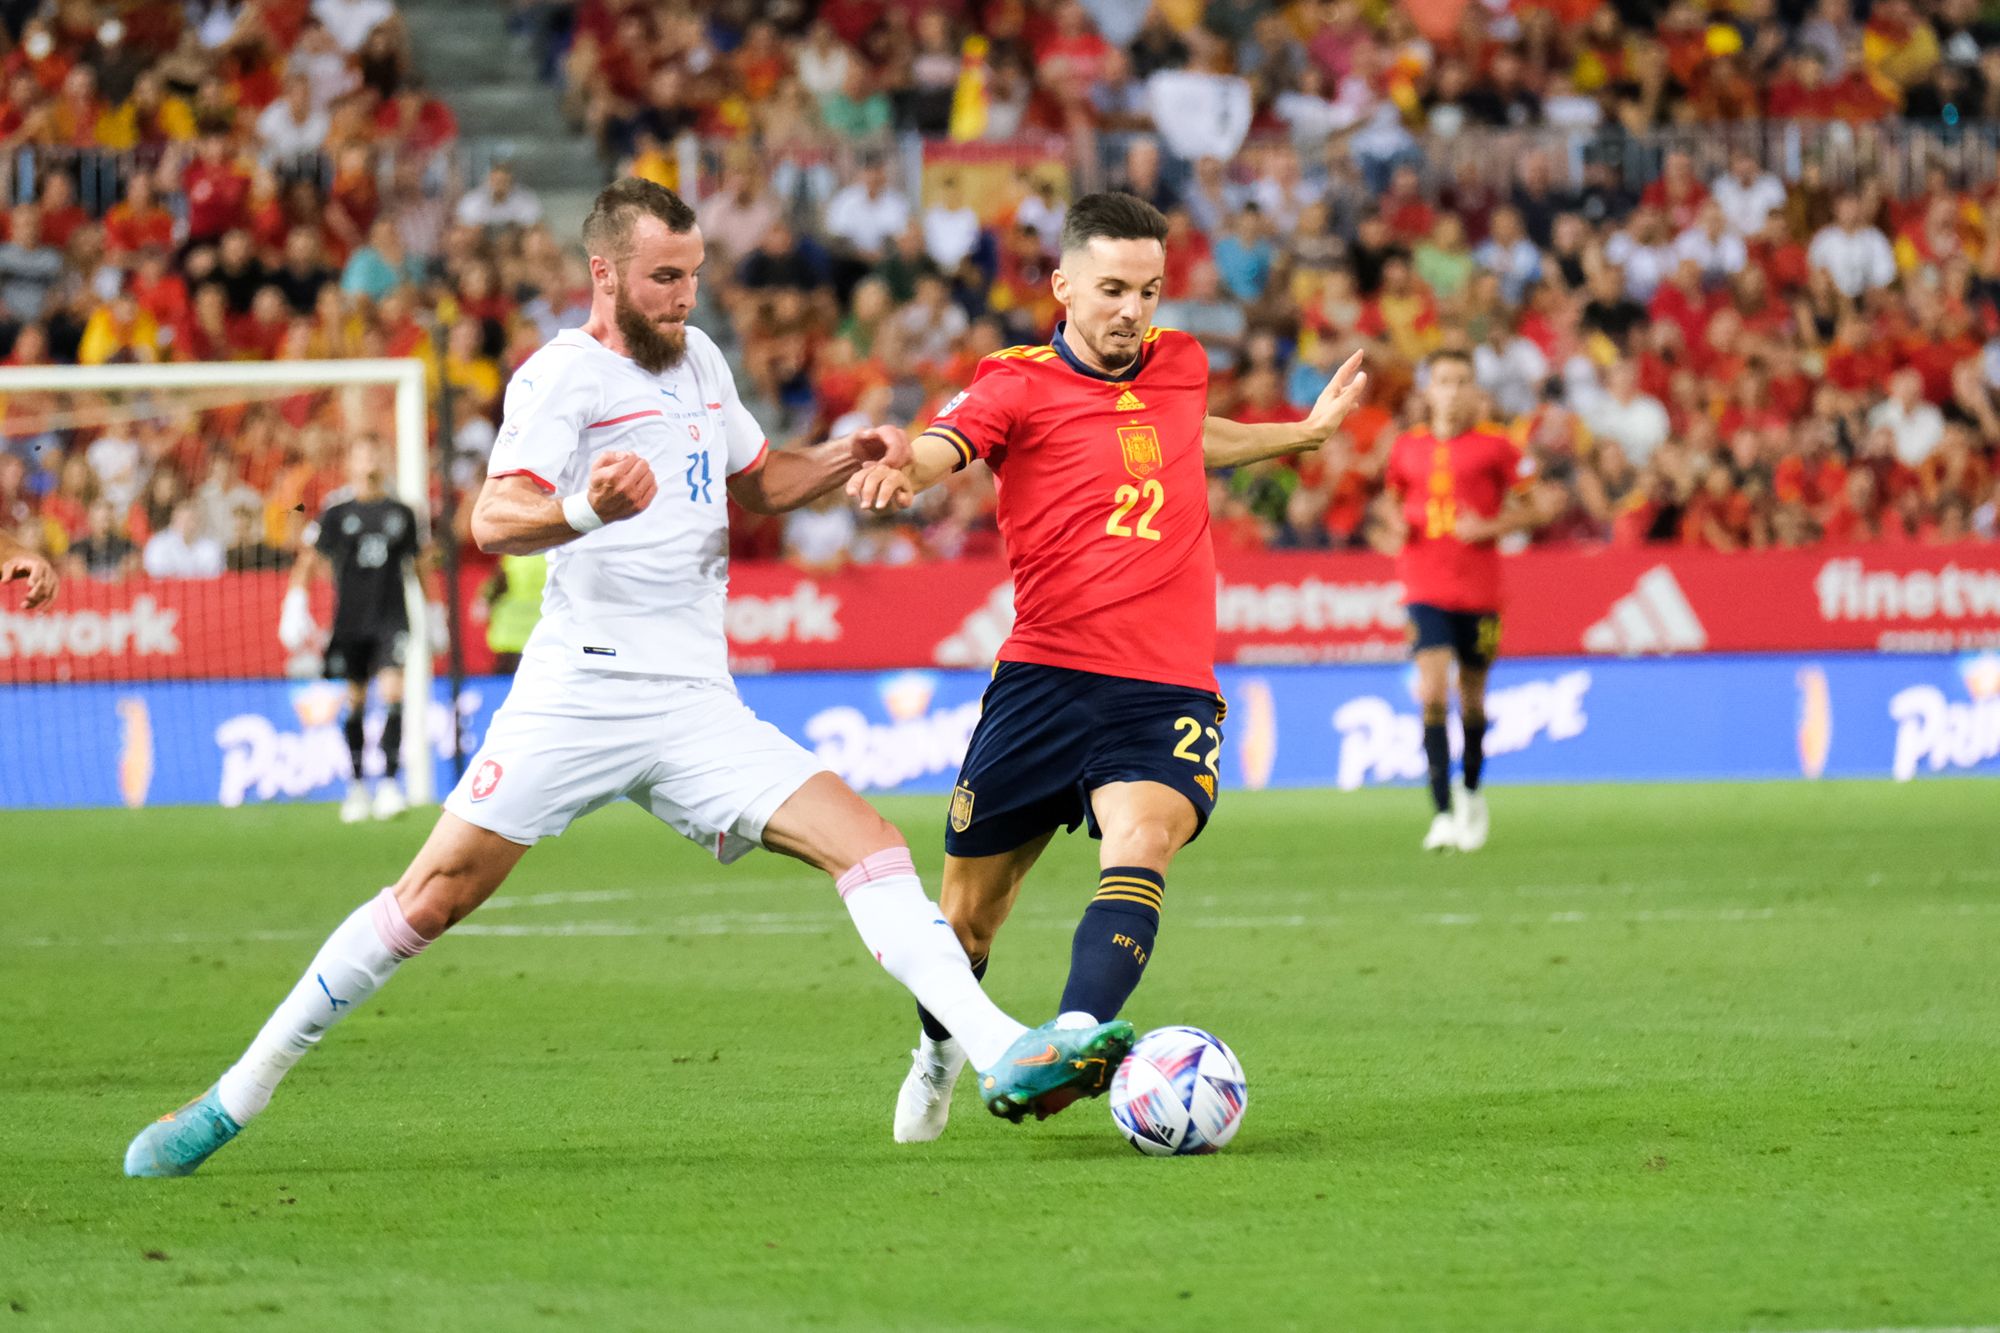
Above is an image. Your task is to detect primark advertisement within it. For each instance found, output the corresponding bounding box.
[2,652,1997,811]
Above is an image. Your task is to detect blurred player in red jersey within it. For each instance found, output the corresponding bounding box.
[849,193,1368,1141]
[1376,348,1557,853]
[1,529,58,608]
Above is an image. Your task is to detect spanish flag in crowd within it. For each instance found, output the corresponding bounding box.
[949,35,991,142]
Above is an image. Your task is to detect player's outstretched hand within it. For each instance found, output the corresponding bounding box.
[845,424,912,470]
[1303,349,1368,441]
[586,450,658,523]
[1,549,58,610]
[846,461,916,511]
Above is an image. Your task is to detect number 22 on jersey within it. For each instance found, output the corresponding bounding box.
[1107,423,1166,541]
[1107,479,1164,540]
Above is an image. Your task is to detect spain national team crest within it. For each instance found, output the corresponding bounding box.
[470,759,504,802]
[1117,425,1163,480]
[949,783,976,833]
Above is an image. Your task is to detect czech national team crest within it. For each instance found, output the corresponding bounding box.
[470,759,504,802]
[1117,425,1163,480]
[949,783,976,832]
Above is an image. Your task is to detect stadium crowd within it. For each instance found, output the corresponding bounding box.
[1,0,1998,585]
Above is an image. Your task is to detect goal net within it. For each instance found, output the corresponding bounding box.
[0,360,444,812]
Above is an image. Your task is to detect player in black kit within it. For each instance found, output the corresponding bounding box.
[280,437,430,822]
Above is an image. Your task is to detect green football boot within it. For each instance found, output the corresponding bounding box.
[980,1018,1136,1124]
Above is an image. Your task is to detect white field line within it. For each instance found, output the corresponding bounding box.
[9,898,1957,949]
[1733,1326,2000,1333]
[484,889,637,910]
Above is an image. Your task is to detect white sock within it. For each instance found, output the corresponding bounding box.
[837,849,1026,1071]
[919,1032,965,1080]
[214,889,429,1124]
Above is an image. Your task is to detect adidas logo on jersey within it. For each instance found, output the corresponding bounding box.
[1114,388,1146,412]
[1581,566,1708,655]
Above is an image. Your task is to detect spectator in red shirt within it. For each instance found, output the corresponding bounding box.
[103,172,177,258]
[1641,150,1708,232]
[1380,164,1436,244]
[1649,258,1718,347]
[37,171,87,250]
[1681,461,1757,550]
[182,132,252,247]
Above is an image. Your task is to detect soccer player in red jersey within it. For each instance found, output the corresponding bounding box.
[848,193,1368,1141]
[1377,348,1556,853]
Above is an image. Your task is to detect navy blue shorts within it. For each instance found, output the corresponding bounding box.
[944,662,1226,859]
[1407,603,1501,669]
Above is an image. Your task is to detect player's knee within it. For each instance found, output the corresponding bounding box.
[949,913,996,962]
[1106,817,1179,870]
[393,859,488,938]
[844,813,905,868]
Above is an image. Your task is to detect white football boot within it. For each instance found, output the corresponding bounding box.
[339,780,370,824]
[893,1036,966,1143]
[1454,782,1489,852]
[371,780,408,821]
[1423,811,1459,852]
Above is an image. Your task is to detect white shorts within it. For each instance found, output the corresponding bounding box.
[443,664,827,862]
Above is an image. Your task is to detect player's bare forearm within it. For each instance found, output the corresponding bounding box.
[1458,487,1559,543]
[738,426,915,514]
[1202,416,1324,469]
[470,477,590,555]
[728,442,860,514]
[473,453,659,554]
[1205,349,1367,471]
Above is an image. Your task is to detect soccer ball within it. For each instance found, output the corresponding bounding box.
[1108,1026,1247,1156]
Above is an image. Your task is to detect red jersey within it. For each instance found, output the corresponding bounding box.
[1384,425,1524,612]
[923,325,1217,692]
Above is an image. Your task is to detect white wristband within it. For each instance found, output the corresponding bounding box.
[561,491,605,533]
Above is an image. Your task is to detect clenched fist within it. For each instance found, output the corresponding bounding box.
[846,425,912,471]
[586,450,659,523]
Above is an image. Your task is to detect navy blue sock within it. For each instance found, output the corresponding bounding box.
[1462,711,1488,791]
[1422,714,1452,813]
[917,953,987,1043]
[380,703,403,779]
[342,707,366,779]
[1057,867,1164,1021]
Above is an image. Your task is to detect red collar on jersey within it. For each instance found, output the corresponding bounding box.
[1050,320,1149,382]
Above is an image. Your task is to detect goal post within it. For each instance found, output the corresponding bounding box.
[0,357,440,805]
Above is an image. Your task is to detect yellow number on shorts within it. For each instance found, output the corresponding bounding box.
[1172,716,1221,776]
[1108,480,1165,541]
[1477,615,1502,660]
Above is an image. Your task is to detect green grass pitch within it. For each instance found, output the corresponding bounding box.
[2,782,1998,1331]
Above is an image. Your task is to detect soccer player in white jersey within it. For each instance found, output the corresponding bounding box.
[123,179,1134,1178]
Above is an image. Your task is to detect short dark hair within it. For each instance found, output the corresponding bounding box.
[583,178,697,262]
[1425,347,1473,373]
[1059,191,1168,257]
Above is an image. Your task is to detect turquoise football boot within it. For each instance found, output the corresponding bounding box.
[123,1086,242,1178]
[980,1018,1136,1124]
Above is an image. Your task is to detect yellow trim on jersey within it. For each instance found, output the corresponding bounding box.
[920,425,977,470]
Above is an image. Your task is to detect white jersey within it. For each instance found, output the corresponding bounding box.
[488,326,768,680]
